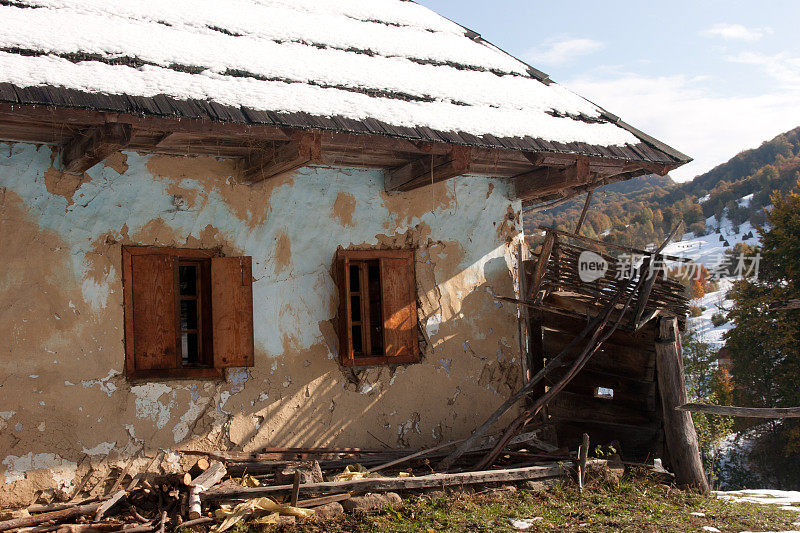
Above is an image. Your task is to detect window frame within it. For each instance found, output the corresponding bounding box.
[336,248,420,367]
[122,245,223,381]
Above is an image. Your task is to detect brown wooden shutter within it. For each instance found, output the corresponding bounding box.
[131,254,178,371]
[211,256,255,367]
[335,252,354,365]
[380,252,419,362]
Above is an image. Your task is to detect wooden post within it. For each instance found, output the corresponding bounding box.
[655,317,709,493]
[516,241,533,382]
[578,433,589,493]
[290,471,301,507]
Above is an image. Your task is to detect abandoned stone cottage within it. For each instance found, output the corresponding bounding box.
[0,0,690,505]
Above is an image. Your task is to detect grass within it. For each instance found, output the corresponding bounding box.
[257,471,800,533]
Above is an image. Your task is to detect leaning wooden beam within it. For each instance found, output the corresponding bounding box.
[384,145,471,192]
[241,132,321,183]
[368,438,466,473]
[573,190,593,234]
[677,404,800,418]
[436,305,608,472]
[61,123,132,174]
[656,317,709,493]
[202,463,570,501]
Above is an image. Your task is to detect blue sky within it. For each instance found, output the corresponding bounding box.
[418,0,800,182]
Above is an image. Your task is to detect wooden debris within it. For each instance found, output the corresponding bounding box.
[0,501,105,531]
[202,463,571,501]
[94,491,126,521]
[186,461,226,520]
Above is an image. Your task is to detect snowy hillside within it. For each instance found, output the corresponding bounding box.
[661,207,763,349]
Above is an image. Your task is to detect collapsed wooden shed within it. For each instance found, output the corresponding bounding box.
[517,227,705,488]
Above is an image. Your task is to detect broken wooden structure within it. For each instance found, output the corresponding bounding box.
[511,227,707,490]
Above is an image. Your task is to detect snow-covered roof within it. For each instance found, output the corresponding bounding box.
[0,0,688,164]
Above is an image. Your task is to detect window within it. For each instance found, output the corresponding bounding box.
[122,246,254,380]
[335,249,419,366]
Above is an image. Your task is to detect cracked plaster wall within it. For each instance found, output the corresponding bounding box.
[0,142,524,507]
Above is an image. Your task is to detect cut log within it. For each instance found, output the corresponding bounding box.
[202,463,570,501]
[186,461,226,520]
[241,132,321,183]
[384,145,471,192]
[655,317,709,493]
[61,123,132,174]
[676,404,800,418]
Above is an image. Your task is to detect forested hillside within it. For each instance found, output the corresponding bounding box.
[524,127,800,248]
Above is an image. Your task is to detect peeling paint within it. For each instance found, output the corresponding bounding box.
[0,143,524,507]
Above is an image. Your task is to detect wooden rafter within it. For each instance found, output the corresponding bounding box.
[384,145,471,192]
[514,157,592,202]
[61,123,132,173]
[241,132,322,183]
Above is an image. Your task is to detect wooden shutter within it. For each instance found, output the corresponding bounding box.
[130,254,178,371]
[380,252,419,362]
[211,256,255,367]
[335,252,354,365]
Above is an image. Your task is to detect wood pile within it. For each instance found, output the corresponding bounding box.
[1,435,668,532]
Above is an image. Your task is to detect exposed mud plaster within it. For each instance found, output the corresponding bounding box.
[332,192,356,227]
[102,152,129,175]
[0,142,523,507]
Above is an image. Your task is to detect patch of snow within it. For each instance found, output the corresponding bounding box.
[510,517,542,529]
[0,1,642,148]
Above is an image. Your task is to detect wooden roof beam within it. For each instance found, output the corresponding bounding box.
[60,123,132,174]
[384,145,471,192]
[241,132,322,183]
[514,157,592,202]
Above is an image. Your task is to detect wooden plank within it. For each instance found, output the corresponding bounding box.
[130,254,178,372]
[202,463,570,501]
[335,253,353,365]
[549,391,655,426]
[61,123,132,173]
[528,233,555,300]
[655,317,709,492]
[241,132,321,182]
[211,257,254,367]
[385,145,471,192]
[676,404,800,418]
[380,252,419,362]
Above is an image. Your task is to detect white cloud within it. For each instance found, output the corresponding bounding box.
[728,51,800,87]
[564,73,800,182]
[701,23,772,42]
[525,38,603,66]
